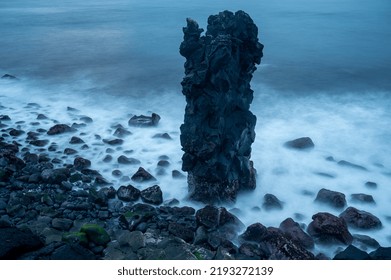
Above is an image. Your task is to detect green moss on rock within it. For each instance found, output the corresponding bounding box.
[80,223,110,246]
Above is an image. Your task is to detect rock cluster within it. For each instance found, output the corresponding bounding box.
[179,10,264,203]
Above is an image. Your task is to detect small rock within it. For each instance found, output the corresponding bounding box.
[262,193,283,210]
[338,160,367,171]
[172,170,186,179]
[364,181,377,189]
[117,155,140,165]
[51,218,73,231]
[369,247,391,260]
[131,167,156,182]
[157,160,170,167]
[64,148,77,155]
[118,230,145,251]
[152,133,172,140]
[103,155,112,163]
[113,127,132,138]
[1,74,17,80]
[80,116,93,123]
[36,114,48,120]
[279,218,314,249]
[314,188,346,208]
[350,193,375,204]
[29,139,49,147]
[284,137,314,150]
[73,157,91,170]
[128,113,161,127]
[103,138,123,146]
[47,124,76,135]
[69,136,84,144]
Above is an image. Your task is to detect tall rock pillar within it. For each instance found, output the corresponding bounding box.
[180,10,264,203]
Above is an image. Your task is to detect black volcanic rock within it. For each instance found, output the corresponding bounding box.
[339,207,382,230]
[131,167,156,182]
[117,185,140,202]
[128,113,160,127]
[284,137,314,150]
[179,10,263,203]
[47,124,76,135]
[333,245,371,260]
[307,212,353,245]
[140,185,163,205]
[314,188,346,208]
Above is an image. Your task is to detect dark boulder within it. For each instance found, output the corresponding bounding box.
[179,10,263,203]
[29,139,49,147]
[369,247,391,260]
[69,136,84,144]
[47,124,76,135]
[307,212,353,245]
[113,127,132,138]
[333,245,371,260]
[103,138,123,146]
[195,205,243,231]
[117,185,140,202]
[262,193,283,210]
[140,185,163,205]
[364,181,377,189]
[314,188,346,208]
[117,155,140,165]
[131,167,156,182]
[128,113,160,127]
[284,137,314,150]
[339,207,382,230]
[279,218,314,249]
[73,157,91,170]
[0,227,44,259]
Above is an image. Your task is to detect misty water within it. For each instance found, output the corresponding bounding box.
[1,0,391,257]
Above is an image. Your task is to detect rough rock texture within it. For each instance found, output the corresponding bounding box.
[179,10,263,203]
[307,212,353,245]
[314,188,346,209]
[339,207,382,230]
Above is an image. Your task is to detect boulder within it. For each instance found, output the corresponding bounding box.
[279,218,314,249]
[339,207,382,230]
[314,188,346,208]
[333,245,371,260]
[262,193,283,210]
[117,185,141,202]
[140,185,163,205]
[131,167,156,182]
[0,227,44,259]
[128,113,161,127]
[47,124,76,135]
[284,137,314,150]
[307,212,353,245]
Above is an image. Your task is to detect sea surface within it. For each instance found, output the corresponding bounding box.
[1,0,391,257]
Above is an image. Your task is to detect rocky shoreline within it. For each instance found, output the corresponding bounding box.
[1,90,391,260]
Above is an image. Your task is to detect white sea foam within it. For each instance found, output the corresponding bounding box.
[1,79,390,257]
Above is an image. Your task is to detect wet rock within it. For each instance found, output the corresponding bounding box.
[1,74,17,80]
[41,168,70,184]
[113,127,132,138]
[279,218,314,249]
[179,10,262,203]
[196,205,243,231]
[157,160,170,167]
[314,188,346,208]
[172,170,186,179]
[140,185,163,205]
[103,138,123,146]
[168,222,195,242]
[339,207,382,230]
[80,224,110,246]
[131,167,156,182]
[338,160,367,171]
[333,245,371,260]
[74,157,91,170]
[364,181,377,189]
[0,227,44,259]
[262,193,283,210]
[239,223,268,243]
[79,116,93,123]
[36,114,48,120]
[157,237,196,260]
[51,218,73,231]
[69,136,84,144]
[284,137,314,150]
[117,155,140,165]
[0,115,11,121]
[353,234,380,250]
[9,129,25,137]
[152,133,172,140]
[47,124,76,135]
[369,247,391,260]
[117,230,145,251]
[307,212,353,245]
[350,193,375,204]
[64,148,77,155]
[128,113,161,127]
[29,139,49,147]
[117,185,140,202]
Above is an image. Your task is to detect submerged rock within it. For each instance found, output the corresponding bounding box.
[284,137,314,150]
[128,113,160,127]
[179,10,263,203]
[47,124,76,135]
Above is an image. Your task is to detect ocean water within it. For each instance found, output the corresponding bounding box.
[1,0,391,257]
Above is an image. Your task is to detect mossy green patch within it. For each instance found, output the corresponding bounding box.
[80,223,110,246]
[62,231,89,247]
